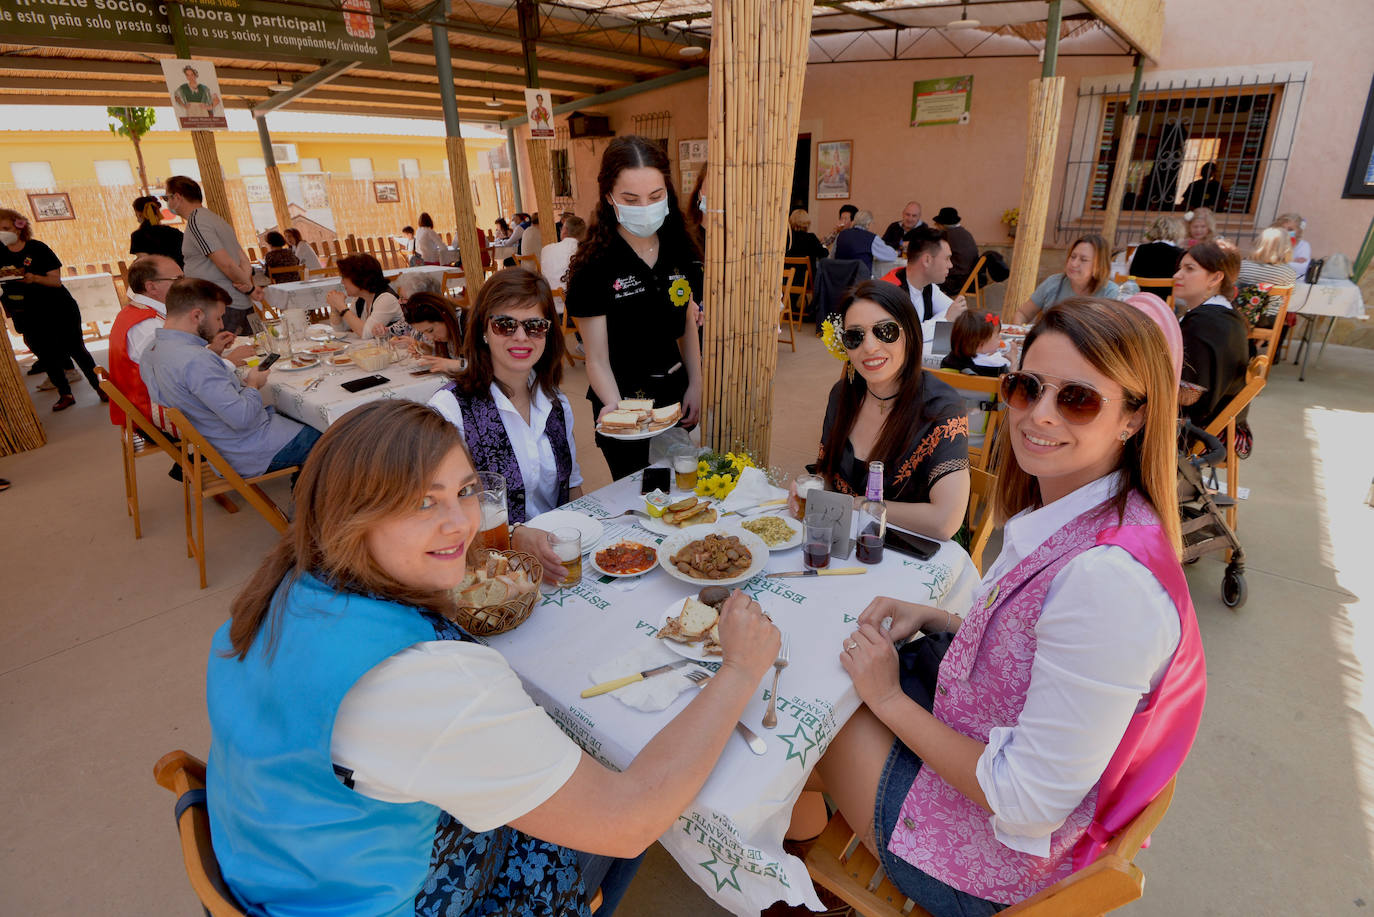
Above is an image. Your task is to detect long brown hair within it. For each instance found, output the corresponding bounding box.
[818,281,935,485]
[402,291,465,359]
[1068,233,1112,294]
[226,402,470,660]
[456,267,564,399]
[1182,239,1241,300]
[991,297,1181,554]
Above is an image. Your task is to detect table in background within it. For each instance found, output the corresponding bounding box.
[263,265,450,313]
[1287,277,1367,381]
[265,361,447,431]
[65,273,121,325]
[487,471,981,916]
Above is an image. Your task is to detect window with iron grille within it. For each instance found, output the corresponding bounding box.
[1058,66,1308,248]
[631,111,672,157]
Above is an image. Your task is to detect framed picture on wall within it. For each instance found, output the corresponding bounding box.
[373,180,400,203]
[815,140,852,200]
[27,192,75,222]
[1343,74,1374,198]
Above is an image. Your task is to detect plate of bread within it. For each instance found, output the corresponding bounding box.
[656,586,735,660]
[657,526,768,587]
[638,494,718,536]
[596,398,682,440]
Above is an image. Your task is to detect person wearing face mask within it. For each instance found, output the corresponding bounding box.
[1272,212,1311,277]
[0,207,105,412]
[564,135,704,480]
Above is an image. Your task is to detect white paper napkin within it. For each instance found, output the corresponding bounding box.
[587,642,705,711]
[715,466,788,515]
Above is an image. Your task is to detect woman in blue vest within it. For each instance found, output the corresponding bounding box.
[428,268,581,582]
[207,400,780,916]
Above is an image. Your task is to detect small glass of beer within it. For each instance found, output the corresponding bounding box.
[475,472,509,552]
[547,527,582,588]
[795,474,824,520]
[673,453,698,492]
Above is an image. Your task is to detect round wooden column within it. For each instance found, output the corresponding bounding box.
[0,325,45,456]
[1002,76,1067,317]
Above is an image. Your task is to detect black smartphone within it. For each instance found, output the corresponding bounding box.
[340,374,389,393]
[641,467,671,495]
[884,526,940,561]
[257,352,281,370]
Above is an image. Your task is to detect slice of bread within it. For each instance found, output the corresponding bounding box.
[459,578,508,607]
[667,496,699,513]
[649,403,681,428]
[618,398,654,414]
[600,410,644,432]
[677,597,719,639]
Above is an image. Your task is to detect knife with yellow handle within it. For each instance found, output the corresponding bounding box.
[581,659,693,697]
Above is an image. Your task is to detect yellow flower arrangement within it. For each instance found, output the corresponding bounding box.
[694,449,757,498]
[669,277,693,308]
[820,315,848,362]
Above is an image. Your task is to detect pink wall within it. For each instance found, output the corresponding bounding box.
[512,0,1373,261]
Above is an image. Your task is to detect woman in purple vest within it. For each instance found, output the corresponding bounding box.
[428,268,582,582]
[809,298,1206,915]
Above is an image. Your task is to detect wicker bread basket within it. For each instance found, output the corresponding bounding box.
[450,549,543,636]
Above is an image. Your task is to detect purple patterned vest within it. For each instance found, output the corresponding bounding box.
[444,384,572,524]
[886,492,1189,905]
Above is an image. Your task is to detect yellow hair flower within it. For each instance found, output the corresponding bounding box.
[820,316,848,362]
[669,277,692,308]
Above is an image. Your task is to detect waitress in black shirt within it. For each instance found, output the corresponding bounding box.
[0,208,103,411]
[128,195,184,266]
[565,135,703,479]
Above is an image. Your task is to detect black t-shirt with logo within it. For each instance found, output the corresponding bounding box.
[0,239,77,330]
[565,232,702,397]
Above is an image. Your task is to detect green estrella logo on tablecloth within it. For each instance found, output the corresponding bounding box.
[778,722,818,767]
[539,589,574,608]
[699,856,742,893]
[900,560,953,601]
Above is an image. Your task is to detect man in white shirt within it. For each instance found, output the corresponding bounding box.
[539,215,585,299]
[882,225,968,345]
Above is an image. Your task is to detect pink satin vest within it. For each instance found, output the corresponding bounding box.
[886,490,1206,905]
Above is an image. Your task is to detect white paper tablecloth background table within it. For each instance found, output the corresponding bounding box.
[263,265,451,313]
[65,272,122,324]
[265,361,447,431]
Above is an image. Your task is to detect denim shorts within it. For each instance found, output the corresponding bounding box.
[873,740,1006,917]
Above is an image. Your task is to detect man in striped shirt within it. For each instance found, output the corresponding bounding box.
[165,175,255,335]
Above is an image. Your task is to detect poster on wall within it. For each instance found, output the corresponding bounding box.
[27,192,74,222]
[910,75,973,127]
[678,138,707,198]
[815,141,853,200]
[374,181,400,203]
[162,59,228,130]
[526,89,555,139]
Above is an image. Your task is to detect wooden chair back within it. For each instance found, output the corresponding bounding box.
[1246,285,1293,379]
[268,263,304,284]
[780,257,812,353]
[246,246,260,263]
[1190,355,1268,534]
[562,310,587,367]
[163,407,296,588]
[955,254,988,310]
[1128,275,1174,301]
[96,366,183,539]
[441,270,471,307]
[513,253,541,274]
[929,369,1003,471]
[966,466,997,573]
[805,777,1177,917]
[154,751,247,917]
[307,266,340,279]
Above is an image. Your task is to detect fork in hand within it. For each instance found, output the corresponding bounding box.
[761,634,791,729]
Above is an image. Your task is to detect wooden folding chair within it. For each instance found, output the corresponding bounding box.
[1191,356,1268,534]
[441,270,471,308]
[562,311,587,367]
[97,367,189,539]
[1129,275,1174,302]
[268,263,304,284]
[154,751,248,917]
[1247,285,1293,379]
[162,408,296,588]
[307,266,340,279]
[806,777,1177,917]
[779,257,811,352]
[930,370,1002,472]
[955,254,988,311]
[965,466,997,573]
[513,253,541,274]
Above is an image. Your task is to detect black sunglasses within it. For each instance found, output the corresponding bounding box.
[489,314,552,338]
[840,320,902,350]
[1000,371,1135,425]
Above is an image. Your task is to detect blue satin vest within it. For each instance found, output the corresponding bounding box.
[833,226,876,270]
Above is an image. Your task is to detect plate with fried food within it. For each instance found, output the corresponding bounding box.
[739,514,803,551]
[638,494,718,536]
[589,540,658,578]
[595,399,682,440]
[275,352,321,371]
[656,586,735,660]
[657,526,768,587]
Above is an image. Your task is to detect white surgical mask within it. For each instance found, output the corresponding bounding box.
[612,198,669,238]
[0,231,18,245]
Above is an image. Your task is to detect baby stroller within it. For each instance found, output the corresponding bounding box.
[1178,420,1247,609]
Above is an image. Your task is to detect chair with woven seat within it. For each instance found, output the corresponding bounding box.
[96,366,185,539]
[162,407,296,588]
[805,776,1177,917]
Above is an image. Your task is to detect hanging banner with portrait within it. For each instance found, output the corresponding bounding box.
[162,59,228,130]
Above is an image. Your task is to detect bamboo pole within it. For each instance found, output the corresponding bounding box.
[0,324,45,455]
[523,138,557,250]
[1001,76,1067,319]
[264,164,292,233]
[1100,112,1140,250]
[191,130,232,224]
[445,136,486,295]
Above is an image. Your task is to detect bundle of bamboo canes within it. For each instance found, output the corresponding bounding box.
[0,328,45,456]
[524,138,558,251]
[1001,76,1066,316]
[445,136,487,295]
[700,0,815,465]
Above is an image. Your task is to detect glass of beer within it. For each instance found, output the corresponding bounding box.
[795,474,824,520]
[673,453,698,492]
[547,527,582,588]
[475,472,509,552]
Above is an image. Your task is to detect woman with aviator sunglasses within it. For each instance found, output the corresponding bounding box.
[802,280,970,540]
[429,268,583,583]
[809,298,1205,917]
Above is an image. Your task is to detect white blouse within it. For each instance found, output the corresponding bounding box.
[294,241,323,271]
[970,472,1181,857]
[429,380,583,519]
[333,291,404,339]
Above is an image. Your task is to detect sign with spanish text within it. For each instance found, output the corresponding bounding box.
[525,89,555,140]
[910,75,973,127]
[162,59,227,131]
[2,0,390,66]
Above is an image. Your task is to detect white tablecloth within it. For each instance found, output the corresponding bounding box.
[486,472,982,916]
[263,265,451,313]
[265,361,447,431]
[65,273,121,324]
[1288,278,1367,319]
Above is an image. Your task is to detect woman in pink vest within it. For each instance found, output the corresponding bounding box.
[812,297,1206,915]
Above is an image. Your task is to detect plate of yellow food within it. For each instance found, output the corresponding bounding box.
[638,494,718,536]
[739,514,802,551]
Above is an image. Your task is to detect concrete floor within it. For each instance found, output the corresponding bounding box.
[1,323,1372,916]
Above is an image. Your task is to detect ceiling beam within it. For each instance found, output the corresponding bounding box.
[392,39,632,83]
[0,91,510,123]
[501,65,706,128]
[460,0,706,51]
[409,20,687,72]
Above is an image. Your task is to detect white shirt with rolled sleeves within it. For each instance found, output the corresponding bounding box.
[971,472,1180,857]
[428,380,583,519]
